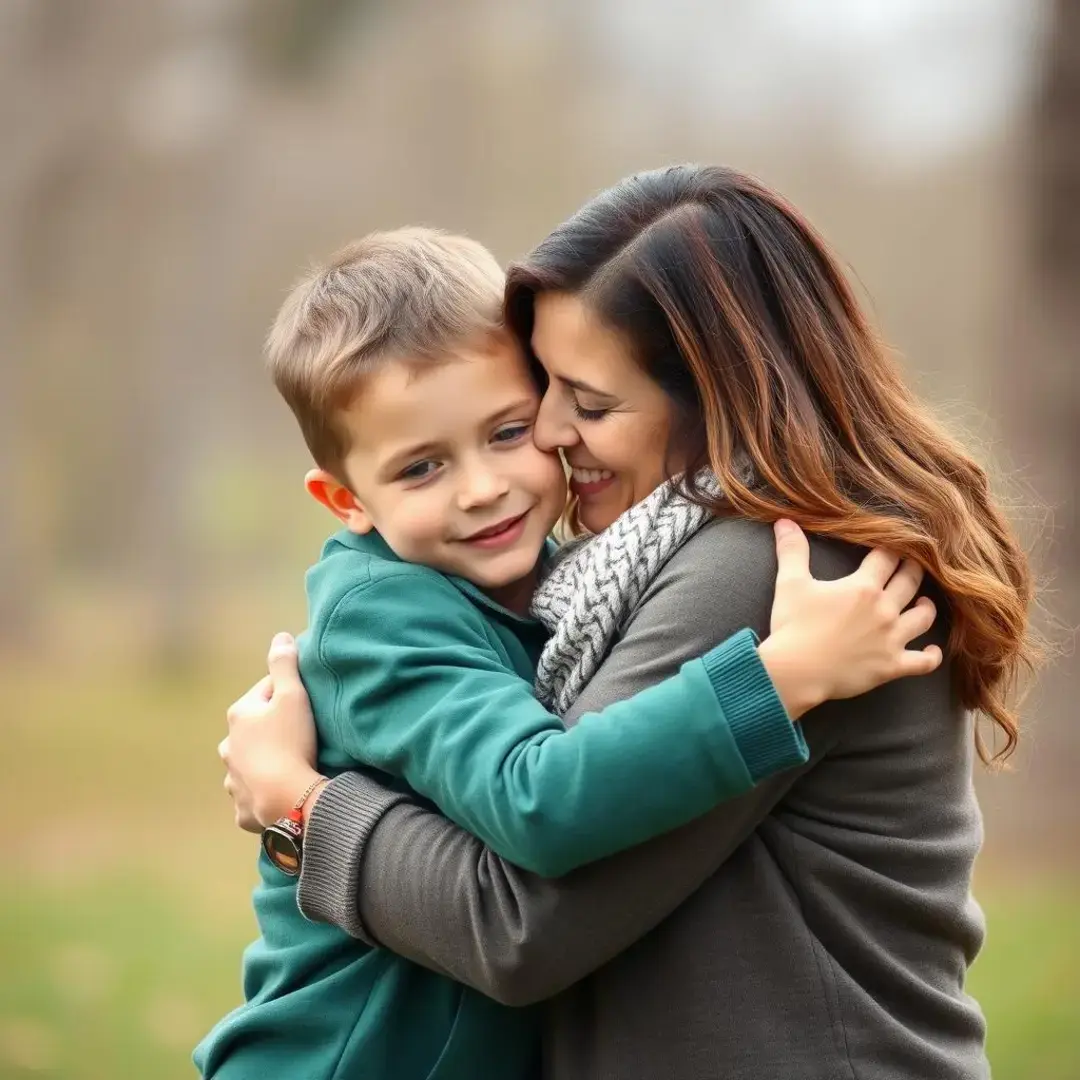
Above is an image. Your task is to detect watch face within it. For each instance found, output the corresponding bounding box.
[262,821,302,876]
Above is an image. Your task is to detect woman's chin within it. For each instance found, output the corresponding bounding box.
[578,504,620,534]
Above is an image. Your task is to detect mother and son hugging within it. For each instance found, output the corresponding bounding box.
[196,165,1034,1080]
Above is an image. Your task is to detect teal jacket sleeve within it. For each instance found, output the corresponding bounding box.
[316,576,806,878]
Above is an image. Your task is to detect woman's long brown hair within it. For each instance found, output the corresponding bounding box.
[506,164,1039,763]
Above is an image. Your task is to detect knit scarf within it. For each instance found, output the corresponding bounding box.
[530,472,722,714]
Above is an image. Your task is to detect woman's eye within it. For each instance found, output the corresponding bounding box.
[492,423,531,444]
[399,460,440,482]
[572,400,609,422]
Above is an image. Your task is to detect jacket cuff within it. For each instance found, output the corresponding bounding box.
[700,628,808,783]
[297,771,410,942]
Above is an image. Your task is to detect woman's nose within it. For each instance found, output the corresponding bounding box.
[533,389,578,452]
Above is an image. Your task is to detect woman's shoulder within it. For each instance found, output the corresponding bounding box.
[667,515,777,579]
[631,517,775,641]
[639,516,869,641]
[660,516,865,589]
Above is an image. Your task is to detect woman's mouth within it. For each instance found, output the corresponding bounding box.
[569,467,615,498]
[461,511,530,550]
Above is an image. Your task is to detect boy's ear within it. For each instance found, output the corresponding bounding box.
[305,469,373,534]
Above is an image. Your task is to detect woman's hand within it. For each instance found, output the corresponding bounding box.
[759,520,942,719]
[219,633,323,831]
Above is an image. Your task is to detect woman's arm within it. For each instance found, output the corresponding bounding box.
[295,520,918,1004]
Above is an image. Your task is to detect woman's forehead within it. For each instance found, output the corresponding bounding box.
[532,293,629,375]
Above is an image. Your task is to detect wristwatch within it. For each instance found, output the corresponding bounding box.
[261,777,327,876]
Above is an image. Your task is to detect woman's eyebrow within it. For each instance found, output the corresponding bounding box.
[559,375,614,399]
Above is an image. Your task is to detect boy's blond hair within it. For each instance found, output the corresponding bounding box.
[267,227,505,479]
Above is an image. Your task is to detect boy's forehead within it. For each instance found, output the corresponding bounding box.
[343,342,538,451]
[374,331,527,386]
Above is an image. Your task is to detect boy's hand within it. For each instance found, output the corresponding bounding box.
[219,633,322,831]
[758,520,942,720]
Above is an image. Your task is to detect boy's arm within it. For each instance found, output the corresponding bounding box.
[299,526,844,1003]
[320,575,806,878]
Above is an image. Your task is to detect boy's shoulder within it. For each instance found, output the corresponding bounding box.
[305,528,479,632]
[315,528,447,586]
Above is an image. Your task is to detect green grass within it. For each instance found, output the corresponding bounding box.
[0,876,251,1078]
[0,663,1076,1079]
[969,886,1080,1079]
[2,870,1075,1080]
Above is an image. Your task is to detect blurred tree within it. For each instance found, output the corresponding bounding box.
[978,0,1080,853]
[0,219,28,642]
[1013,0,1079,573]
[0,1,86,642]
[247,0,372,79]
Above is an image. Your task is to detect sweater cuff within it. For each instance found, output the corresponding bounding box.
[700,628,809,783]
[297,771,411,943]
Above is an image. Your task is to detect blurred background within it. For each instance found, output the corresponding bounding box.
[2,0,1077,1077]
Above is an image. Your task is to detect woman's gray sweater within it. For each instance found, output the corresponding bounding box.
[297,517,989,1080]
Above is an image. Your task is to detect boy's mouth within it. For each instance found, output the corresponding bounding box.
[460,511,530,550]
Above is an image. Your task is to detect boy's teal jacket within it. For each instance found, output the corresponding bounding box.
[194,529,806,1080]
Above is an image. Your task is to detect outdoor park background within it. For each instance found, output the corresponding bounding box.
[2,1,1078,1077]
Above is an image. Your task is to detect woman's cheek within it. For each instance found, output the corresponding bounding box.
[621,413,672,489]
[586,421,625,474]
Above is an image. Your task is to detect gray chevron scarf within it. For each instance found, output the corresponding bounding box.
[530,472,722,714]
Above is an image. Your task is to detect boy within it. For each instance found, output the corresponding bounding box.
[194,229,809,1079]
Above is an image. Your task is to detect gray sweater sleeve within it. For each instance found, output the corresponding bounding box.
[297,520,844,1005]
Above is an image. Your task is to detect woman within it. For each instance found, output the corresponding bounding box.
[223,166,1035,1079]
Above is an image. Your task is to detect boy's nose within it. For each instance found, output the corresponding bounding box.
[456,463,510,510]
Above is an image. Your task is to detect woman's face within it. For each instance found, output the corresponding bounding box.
[530,292,681,533]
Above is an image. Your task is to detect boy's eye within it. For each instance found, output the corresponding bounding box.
[572,399,609,422]
[492,423,531,444]
[399,459,440,482]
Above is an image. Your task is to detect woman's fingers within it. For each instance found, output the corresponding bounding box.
[267,631,298,669]
[857,546,902,588]
[267,632,304,702]
[896,595,937,644]
[883,559,925,612]
[227,676,274,729]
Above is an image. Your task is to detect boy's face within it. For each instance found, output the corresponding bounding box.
[316,335,567,601]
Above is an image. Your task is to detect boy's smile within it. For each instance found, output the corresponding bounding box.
[317,333,567,611]
[459,510,531,549]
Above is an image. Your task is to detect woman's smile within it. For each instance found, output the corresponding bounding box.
[568,466,615,498]
[529,292,680,532]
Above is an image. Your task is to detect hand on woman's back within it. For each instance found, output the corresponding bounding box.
[759,519,942,719]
